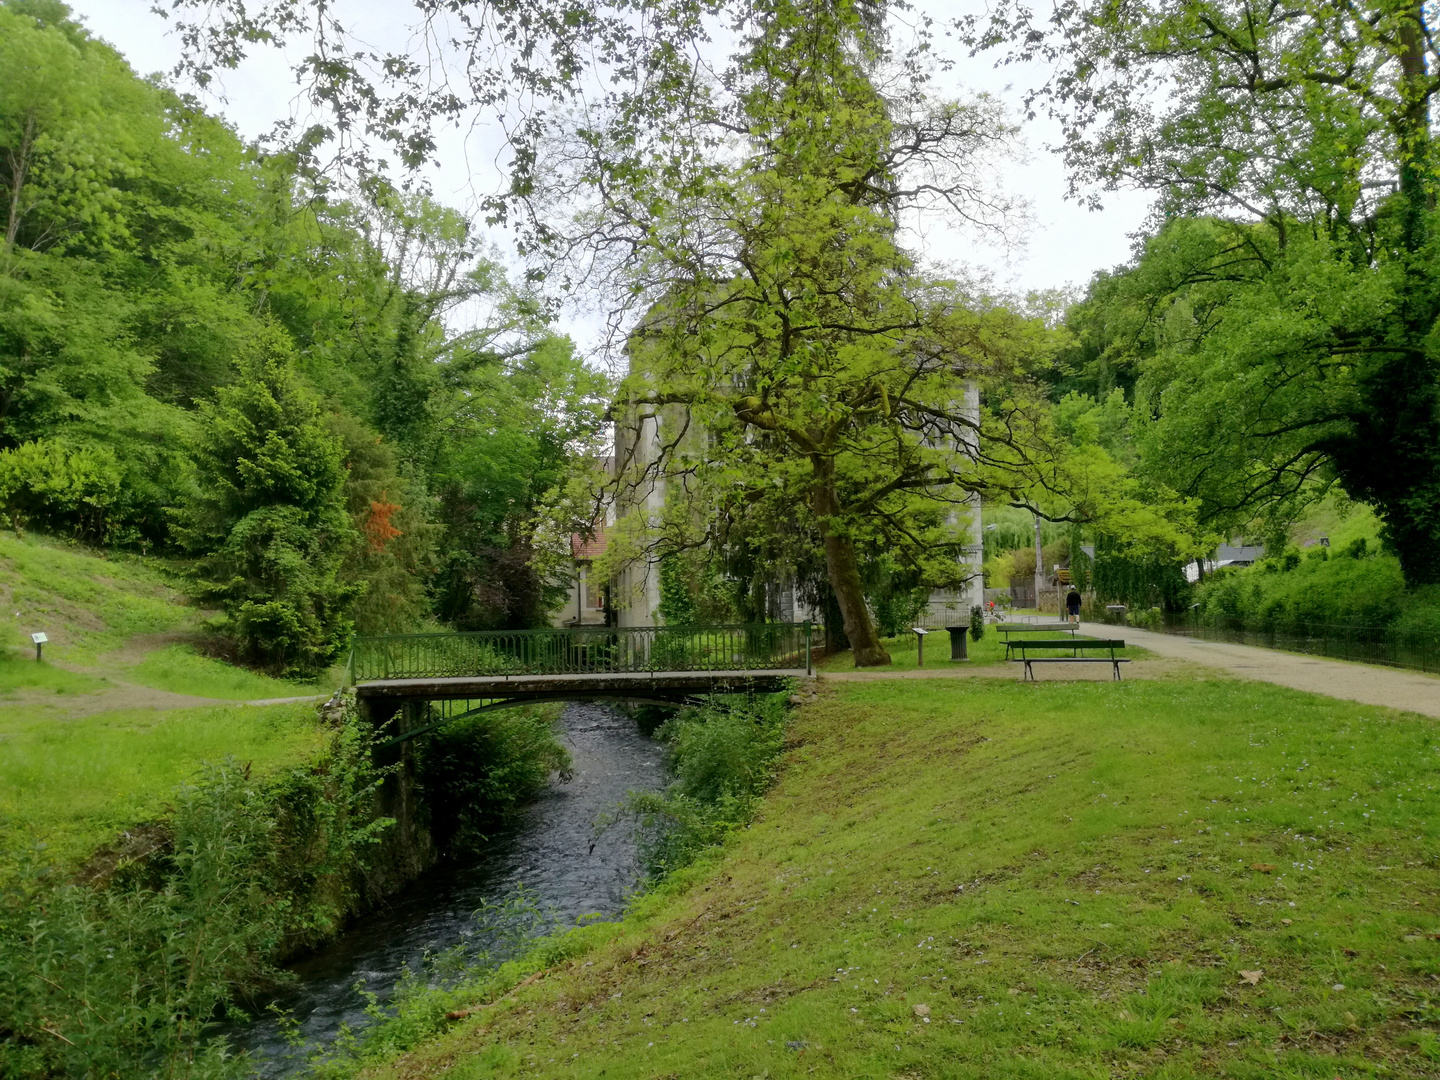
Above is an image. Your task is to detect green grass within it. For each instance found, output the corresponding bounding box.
[0,532,196,662]
[821,628,1152,670]
[0,655,109,695]
[0,701,330,871]
[356,677,1440,1079]
[126,644,326,701]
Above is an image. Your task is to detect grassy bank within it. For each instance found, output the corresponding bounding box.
[0,700,331,872]
[357,676,1438,1078]
[0,532,195,662]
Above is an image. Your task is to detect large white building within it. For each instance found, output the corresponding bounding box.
[593,379,985,630]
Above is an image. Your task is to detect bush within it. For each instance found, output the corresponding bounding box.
[1192,549,1407,632]
[0,439,124,542]
[415,706,571,853]
[627,693,788,877]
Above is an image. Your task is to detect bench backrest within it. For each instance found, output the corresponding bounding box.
[1010,639,1125,650]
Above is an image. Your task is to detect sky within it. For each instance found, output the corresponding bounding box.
[72,0,1155,345]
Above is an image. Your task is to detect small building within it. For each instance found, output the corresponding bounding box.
[1185,543,1264,583]
[553,527,610,627]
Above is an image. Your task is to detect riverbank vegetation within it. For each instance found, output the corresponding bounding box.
[0,690,577,1078]
[291,692,795,1078]
[338,676,1438,1079]
[0,703,390,1079]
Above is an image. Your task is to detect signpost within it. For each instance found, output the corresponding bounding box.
[30,632,47,661]
[912,626,929,667]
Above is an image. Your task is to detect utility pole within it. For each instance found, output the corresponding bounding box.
[1033,512,1044,586]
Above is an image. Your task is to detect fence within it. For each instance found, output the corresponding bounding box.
[350,623,813,682]
[1156,615,1440,675]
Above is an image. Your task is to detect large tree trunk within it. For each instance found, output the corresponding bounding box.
[812,458,890,666]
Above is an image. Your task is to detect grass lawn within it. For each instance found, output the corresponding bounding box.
[0,701,330,871]
[126,644,328,700]
[0,654,110,695]
[821,628,1152,671]
[0,532,196,662]
[361,676,1439,1079]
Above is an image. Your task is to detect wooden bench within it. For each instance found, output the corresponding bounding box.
[1006,638,1131,681]
[994,622,1077,640]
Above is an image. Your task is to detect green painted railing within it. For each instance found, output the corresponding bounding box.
[350,623,813,682]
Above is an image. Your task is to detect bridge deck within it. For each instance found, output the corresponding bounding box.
[354,669,810,701]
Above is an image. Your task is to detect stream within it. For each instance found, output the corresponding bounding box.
[231,701,666,1078]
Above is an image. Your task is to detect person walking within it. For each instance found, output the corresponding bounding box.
[1065,588,1082,623]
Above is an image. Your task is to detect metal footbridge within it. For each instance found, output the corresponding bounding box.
[349,623,814,743]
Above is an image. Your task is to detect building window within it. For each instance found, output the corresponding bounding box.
[584,567,604,610]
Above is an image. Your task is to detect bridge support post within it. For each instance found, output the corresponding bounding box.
[358,696,436,898]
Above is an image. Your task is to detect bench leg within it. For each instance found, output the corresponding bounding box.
[1024,660,1034,682]
[1112,661,1121,681]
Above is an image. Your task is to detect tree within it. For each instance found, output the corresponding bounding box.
[176,325,357,675]
[433,333,609,630]
[966,0,1440,584]
[588,0,1041,666]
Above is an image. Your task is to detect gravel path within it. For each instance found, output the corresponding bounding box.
[819,625,1440,719]
[1076,621,1440,719]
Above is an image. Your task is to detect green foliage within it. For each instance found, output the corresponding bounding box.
[656,553,700,627]
[1090,534,1192,612]
[0,439,124,541]
[969,604,985,642]
[433,335,608,632]
[1191,548,1428,636]
[628,693,788,877]
[0,701,392,1078]
[415,706,572,853]
[330,412,435,636]
[865,556,929,638]
[177,327,357,674]
[968,0,1440,584]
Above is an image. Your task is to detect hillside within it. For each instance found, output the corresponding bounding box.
[0,533,332,870]
[351,676,1440,1079]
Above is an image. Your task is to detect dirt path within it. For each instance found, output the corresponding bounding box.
[1075,621,1440,719]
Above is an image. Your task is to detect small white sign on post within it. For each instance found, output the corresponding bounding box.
[30,632,47,661]
[911,626,929,668]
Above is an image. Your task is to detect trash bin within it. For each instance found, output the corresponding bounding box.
[945,626,969,660]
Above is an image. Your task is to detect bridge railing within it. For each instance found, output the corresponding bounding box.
[350,623,813,682]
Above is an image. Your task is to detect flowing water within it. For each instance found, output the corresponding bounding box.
[231,701,666,1077]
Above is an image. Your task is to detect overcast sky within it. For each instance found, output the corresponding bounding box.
[73,0,1154,340]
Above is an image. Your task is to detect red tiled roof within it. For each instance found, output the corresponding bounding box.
[571,526,607,559]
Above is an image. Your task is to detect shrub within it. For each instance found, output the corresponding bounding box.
[1193,550,1407,632]
[627,693,788,877]
[414,706,571,853]
[0,439,124,542]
